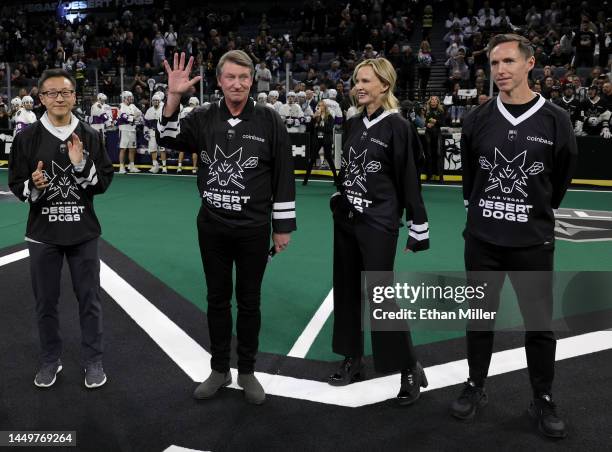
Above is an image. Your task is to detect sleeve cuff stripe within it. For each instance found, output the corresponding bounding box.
[409,222,429,232]
[409,230,430,241]
[272,211,296,219]
[273,201,295,209]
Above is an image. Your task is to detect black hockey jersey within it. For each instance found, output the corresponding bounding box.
[8,113,114,246]
[157,98,296,233]
[579,97,610,135]
[462,94,577,247]
[552,96,581,123]
[337,108,429,251]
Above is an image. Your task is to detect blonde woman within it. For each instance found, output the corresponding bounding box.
[303,100,339,185]
[417,40,434,98]
[424,95,446,181]
[328,58,430,405]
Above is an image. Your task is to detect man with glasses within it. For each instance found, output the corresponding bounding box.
[8,69,114,389]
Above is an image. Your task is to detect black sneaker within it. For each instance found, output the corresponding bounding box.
[397,362,428,406]
[327,356,365,386]
[84,361,107,389]
[450,379,488,420]
[34,359,62,388]
[528,394,567,439]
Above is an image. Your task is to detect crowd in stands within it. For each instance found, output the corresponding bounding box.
[1,1,611,178]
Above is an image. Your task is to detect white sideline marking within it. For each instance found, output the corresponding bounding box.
[0,248,29,267]
[164,446,207,452]
[287,289,334,358]
[2,249,611,407]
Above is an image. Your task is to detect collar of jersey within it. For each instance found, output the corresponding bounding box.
[362,107,392,129]
[496,93,546,126]
[218,97,255,122]
[41,112,79,141]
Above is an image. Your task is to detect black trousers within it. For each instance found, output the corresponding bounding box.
[197,207,270,374]
[28,237,103,365]
[332,203,417,373]
[464,233,556,396]
[425,127,443,180]
[303,140,339,186]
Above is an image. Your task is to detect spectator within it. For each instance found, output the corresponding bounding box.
[548,44,570,68]
[422,4,434,40]
[164,24,178,58]
[399,45,417,100]
[417,40,434,99]
[255,61,272,93]
[573,21,596,67]
[152,31,166,68]
[424,96,445,182]
[445,49,470,82]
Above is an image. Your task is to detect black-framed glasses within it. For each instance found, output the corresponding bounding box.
[41,90,75,98]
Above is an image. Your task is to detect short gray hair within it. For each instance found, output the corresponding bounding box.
[216,50,255,78]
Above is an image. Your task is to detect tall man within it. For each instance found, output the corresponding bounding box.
[157,51,296,405]
[452,34,577,439]
[8,69,114,389]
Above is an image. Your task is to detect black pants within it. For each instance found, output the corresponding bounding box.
[197,207,270,374]
[28,237,103,365]
[303,140,339,186]
[332,203,417,373]
[425,127,443,180]
[464,233,556,396]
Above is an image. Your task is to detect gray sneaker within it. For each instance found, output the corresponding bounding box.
[193,370,232,400]
[34,360,62,388]
[238,373,266,405]
[84,361,107,389]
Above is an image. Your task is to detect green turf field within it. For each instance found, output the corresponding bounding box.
[2,170,611,360]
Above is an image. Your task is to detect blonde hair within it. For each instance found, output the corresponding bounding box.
[426,96,444,114]
[317,100,331,120]
[352,58,400,112]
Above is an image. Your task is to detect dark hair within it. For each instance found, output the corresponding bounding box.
[37,69,76,91]
[487,33,534,60]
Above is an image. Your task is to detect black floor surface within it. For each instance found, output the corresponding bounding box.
[1,242,611,452]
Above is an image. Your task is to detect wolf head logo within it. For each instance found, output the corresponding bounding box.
[343,148,367,188]
[206,146,258,190]
[209,146,243,187]
[479,148,545,197]
[46,161,80,201]
[490,149,528,195]
[342,147,381,192]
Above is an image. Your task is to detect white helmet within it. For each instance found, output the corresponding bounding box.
[268,90,279,100]
[297,91,306,99]
[22,96,34,106]
[121,91,134,101]
[97,93,107,102]
[188,96,200,106]
[257,92,268,102]
[327,89,337,99]
[11,97,22,109]
[155,91,165,101]
[152,92,164,102]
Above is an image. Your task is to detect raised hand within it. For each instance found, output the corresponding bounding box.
[67,133,84,165]
[163,52,202,97]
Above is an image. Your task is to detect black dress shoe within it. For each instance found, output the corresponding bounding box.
[328,356,365,386]
[397,362,428,405]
